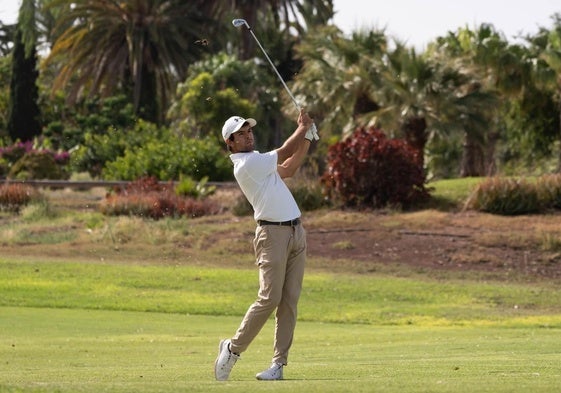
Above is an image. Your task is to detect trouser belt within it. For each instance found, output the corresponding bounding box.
[257,218,301,227]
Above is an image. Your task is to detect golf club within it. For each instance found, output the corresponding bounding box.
[232,18,319,139]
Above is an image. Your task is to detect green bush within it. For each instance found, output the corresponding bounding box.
[465,177,541,215]
[42,94,137,152]
[71,120,152,178]
[8,151,70,180]
[289,181,328,211]
[0,158,7,177]
[175,176,216,199]
[231,196,253,217]
[102,127,232,181]
[0,141,71,180]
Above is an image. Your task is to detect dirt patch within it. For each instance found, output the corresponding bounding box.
[303,209,561,280]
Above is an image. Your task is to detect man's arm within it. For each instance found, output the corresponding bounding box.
[275,110,313,163]
[277,139,311,179]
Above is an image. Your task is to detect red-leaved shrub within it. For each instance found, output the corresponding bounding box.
[100,176,221,219]
[0,183,39,212]
[322,126,430,209]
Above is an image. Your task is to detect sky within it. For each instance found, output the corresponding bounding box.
[332,0,561,50]
[1,0,560,50]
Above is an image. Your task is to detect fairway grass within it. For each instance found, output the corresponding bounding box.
[1,260,561,392]
[1,307,560,393]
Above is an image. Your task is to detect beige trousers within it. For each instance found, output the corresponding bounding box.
[230,223,306,365]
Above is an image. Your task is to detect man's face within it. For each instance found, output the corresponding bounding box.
[228,123,254,153]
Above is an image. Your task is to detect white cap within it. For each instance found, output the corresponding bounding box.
[222,116,257,140]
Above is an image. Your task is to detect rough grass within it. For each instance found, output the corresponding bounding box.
[2,259,561,327]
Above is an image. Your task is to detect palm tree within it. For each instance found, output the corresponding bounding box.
[292,26,387,138]
[46,0,223,124]
[429,24,526,176]
[230,0,334,60]
[0,22,15,56]
[366,41,501,173]
[369,43,449,168]
[294,25,505,176]
[534,13,561,171]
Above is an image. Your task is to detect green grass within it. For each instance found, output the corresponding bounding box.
[1,258,561,392]
[1,307,560,393]
[1,259,561,326]
[428,177,483,209]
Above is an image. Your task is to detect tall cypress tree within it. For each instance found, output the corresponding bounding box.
[7,0,41,142]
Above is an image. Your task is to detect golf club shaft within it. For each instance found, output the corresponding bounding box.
[234,19,318,137]
[247,29,301,111]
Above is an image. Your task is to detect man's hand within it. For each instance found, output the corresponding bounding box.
[299,110,319,141]
[298,109,313,130]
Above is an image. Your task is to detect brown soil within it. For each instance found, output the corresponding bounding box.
[302,209,561,281]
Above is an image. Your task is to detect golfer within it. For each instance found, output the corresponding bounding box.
[214,109,317,381]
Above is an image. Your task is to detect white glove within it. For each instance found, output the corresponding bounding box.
[305,123,320,141]
[310,123,319,140]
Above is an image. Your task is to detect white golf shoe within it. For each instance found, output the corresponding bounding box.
[256,362,283,380]
[214,339,239,381]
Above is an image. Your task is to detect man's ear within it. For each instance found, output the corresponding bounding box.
[225,137,234,152]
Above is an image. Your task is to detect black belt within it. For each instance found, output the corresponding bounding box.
[258,218,300,227]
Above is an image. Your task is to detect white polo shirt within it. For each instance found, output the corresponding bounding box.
[230,150,301,222]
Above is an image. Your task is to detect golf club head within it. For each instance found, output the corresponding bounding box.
[232,19,249,29]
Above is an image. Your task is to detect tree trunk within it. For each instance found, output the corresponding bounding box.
[238,6,258,60]
[402,116,427,168]
[137,67,160,125]
[460,130,485,177]
[558,97,561,172]
[484,130,500,176]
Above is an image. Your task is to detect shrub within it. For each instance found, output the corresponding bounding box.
[0,183,39,212]
[464,177,541,215]
[175,175,216,199]
[290,183,327,211]
[0,141,70,179]
[100,176,221,219]
[99,124,232,181]
[536,174,561,209]
[8,151,70,180]
[0,141,29,163]
[0,158,7,177]
[322,126,429,209]
[100,192,221,220]
[111,176,171,195]
[71,121,152,178]
[42,94,137,152]
[232,197,253,217]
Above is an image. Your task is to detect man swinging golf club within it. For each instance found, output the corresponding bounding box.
[214,109,318,381]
